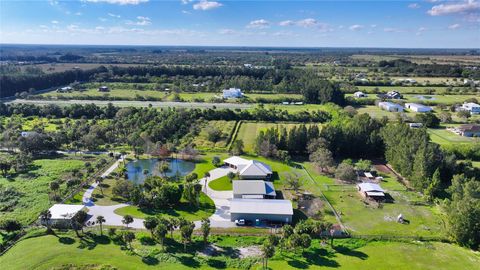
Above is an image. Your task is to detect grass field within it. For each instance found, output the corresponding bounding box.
[0,156,87,225]
[403,94,479,105]
[114,193,215,221]
[428,127,476,146]
[357,86,472,95]
[190,121,237,151]
[40,87,169,100]
[235,122,321,153]
[1,231,478,270]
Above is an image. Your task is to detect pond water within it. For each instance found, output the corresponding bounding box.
[415,95,436,100]
[126,158,195,184]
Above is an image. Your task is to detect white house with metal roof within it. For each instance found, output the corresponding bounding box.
[405,103,433,113]
[224,156,273,179]
[40,204,85,228]
[233,180,276,199]
[222,87,243,99]
[230,199,293,224]
[378,101,404,112]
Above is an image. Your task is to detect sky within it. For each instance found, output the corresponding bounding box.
[0,0,479,48]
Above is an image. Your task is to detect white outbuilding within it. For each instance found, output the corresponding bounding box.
[40,204,85,228]
[405,103,433,113]
[222,87,243,99]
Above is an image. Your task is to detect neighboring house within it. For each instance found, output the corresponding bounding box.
[222,87,243,99]
[354,91,368,98]
[357,183,385,200]
[230,199,293,224]
[56,86,72,93]
[409,123,423,128]
[460,102,480,115]
[233,180,276,199]
[405,103,433,113]
[98,86,109,92]
[377,90,402,100]
[378,102,404,112]
[453,124,480,137]
[224,156,273,179]
[40,204,85,228]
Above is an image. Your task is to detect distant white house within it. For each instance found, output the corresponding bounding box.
[57,86,72,93]
[405,103,433,113]
[378,102,404,112]
[354,91,368,98]
[98,86,109,92]
[460,102,480,115]
[222,88,243,99]
[409,123,423,128]
[358,183,385,200]
[224,156,273,179]
[233,180,276,199]
[40,204,85,228]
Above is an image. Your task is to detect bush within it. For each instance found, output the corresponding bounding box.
[0,219,22,232]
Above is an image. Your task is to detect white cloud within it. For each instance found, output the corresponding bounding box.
[75,12,83,16]
[384,27,404,33]
[448,23,461,29]
[49,0,59,6]
[182,10,192,14]
[408,3,420,9]
[416,26,427,35]
[193,0,223,11]
[181,0,193,4]
[349,24,364,31]
[51,20,59,24]
[427,0,480,16]
[370,24,377,28]
[278,20,295,26]
[296,18,318,27]
[126,16,152,26]
[247,19,270,29]
[83,0,148,5]
[99,17,108,22]
[108,13,121,18]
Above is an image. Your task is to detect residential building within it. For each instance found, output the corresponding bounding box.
[453,124,480,137]
[233,180,276,199]
[98,86,109,92]
[224,156,273,179]
[461,102,480,115]
[230,199,293,224]
[378,101,404,112]
[377,91,402,100]
[222,87,243,99]
[57,86,72,93]
[40,204,85,228]
[354,91,368,98]
[405,103,433,113]
[408,123,423,128]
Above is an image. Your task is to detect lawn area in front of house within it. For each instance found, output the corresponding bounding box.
[208,175,233,191]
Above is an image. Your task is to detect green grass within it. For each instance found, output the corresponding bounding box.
[403,94,479,105]
[355,105,416,119]
[0,157,87,225]
[428,127,476,146]
[90,177,127,206]
[113,193,215,221]
[357,86,472,95]
[2,232,478,270]
[208,175,233,191]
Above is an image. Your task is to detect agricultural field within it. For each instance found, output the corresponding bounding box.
[0,155,94,225]
[403,94,479,105]
[189,120,237,151]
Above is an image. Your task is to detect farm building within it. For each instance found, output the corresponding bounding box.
[57,86,72,93]
[230,199,293,224]
[224,156,273,179]
[408,123,423,128]
[460,102,480,115]
[405,103,433,113]
[233,180,276,199]
[222,87,243,99]
[453,124,480,137]
[377,91,402,100]
[358,183,385,200]
[98,86,109,92]
[378,102,404,112]
[354,91,368,98]
[40,204,85,228]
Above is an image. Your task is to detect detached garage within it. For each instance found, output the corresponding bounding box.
[230,199,293,224]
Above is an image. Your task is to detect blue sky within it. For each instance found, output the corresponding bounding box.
[1,0,479,48]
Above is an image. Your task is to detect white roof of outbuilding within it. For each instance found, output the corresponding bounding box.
[230,199,293,215]
[405,103,432,110]
[224,156,250,166]
[239,160,272,176]
[358,183,385,193]
[48,204,84,219]
[233,180,276,196]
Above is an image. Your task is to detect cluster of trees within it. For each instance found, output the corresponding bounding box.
[378,59,473,78]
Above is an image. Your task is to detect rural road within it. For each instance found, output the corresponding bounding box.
[6,99,253,110]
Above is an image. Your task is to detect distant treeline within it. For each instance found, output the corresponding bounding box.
[379,59,479,78]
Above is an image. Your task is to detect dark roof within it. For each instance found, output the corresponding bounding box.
[458,124,480,132]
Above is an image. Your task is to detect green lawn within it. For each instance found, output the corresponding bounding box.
[403,94,479,105]
[90,177,127,206]
[114,193,215,222]
[0,157,87,225]
[357,86,472,95]
[208,175,233,191]
[2,232,478,270]
[428,127,476,146]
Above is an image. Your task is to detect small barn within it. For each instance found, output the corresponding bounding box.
[378,102,404,112]
[222,87,243,99]
[230,199,293,224]
[405,103,433,113]
[357,183,385,200]
[354,91,368,98]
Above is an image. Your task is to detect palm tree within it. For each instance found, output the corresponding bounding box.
[96,215,106,235]
[123,231,135,250]
[143,217,158,237]
[96,177,104,195]
[154,223,168,251]
[203,172,210,192]
[261,240,275,270]
[122,215,134,229]
[201,218,211,246]
[40,210,52,232]
[49,181,60,198]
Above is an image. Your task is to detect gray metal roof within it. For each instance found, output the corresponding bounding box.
[230,199,293,215]
[233,180,276,196]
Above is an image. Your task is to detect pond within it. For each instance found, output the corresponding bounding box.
[415,95,436,100]
[126,158,195,184]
